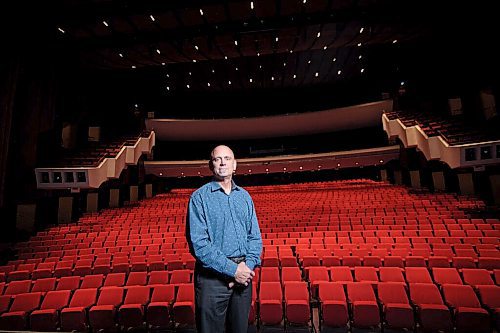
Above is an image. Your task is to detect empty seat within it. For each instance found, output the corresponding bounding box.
[0,292,42,330]
[80,274,104,289]
[89,286,124,331]
[308,267,330,298]
[284,281,311,327]
[378,282,414,330]
[260,267,280,283]
[405,267,433,284]
[329,266,353,284]
[318,282,348,329]
[60,288,98,332]
[148,271,169,286]
[126,271,148,286]
[30,290,71,331]
[172,283,195,328]
[259,281,283,326]
[31,277,57,293]
[56,276,81,291]
[119,285,151,330]
[409,283,452,332]
[354,267,378,285]
[379,267,405,283]
[432,268,463,286]
[462,269,495,289]
[3,280,31,296]
[147,285,175,329]
[281,267,302,284]
[442,284,490,333]
[347,282,380,328]
[103,272,126,287]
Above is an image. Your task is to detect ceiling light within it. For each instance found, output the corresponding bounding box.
[228,80,232,85]
[194,45,199,50]
[265,168,269,172]
[357,42,362,47]
[224,56,228,60]
[119,53,123,58]
[166,73,169,77]
[257,52,260,56]
[156,49,161,54]
[379,160,384,163]
[234,40,238,46]
[337,70,342,75]
[57,27,65,34]
[293,74,296,79]
[159,173,163,176]
[186,84,190,88]
[359,27,364,33]
[212,69,215,73]
[188,72,192,75]
[299,166,303,170]
[337,163,341,167]
[308,60,311,64]
[192,59,196,63]
[361,68,365,73]
[275,37,279,42]
[199,9,204,16]
[332,57,337,62]
[162,62,165,66]
[271,76,275,81]
[207,82,210,87]
[283,167,287,171]
[316,32,321,38]
[393,39,398,44]
[250,1,254,9]
[102,21,109,27]
[131,65,136,69]
[166,86,170,91]
[283,62,286,67]
[249,78,253,83]
[248,169,252,172]
[150,15,155,22]
[400,81,405,86]
[289,50,293,53]
[323,45,328,50]
[259,65,262,69]
[315,72,319,77]
[303,0,307,3]
[359,55,362,59]
[235,67,238,71]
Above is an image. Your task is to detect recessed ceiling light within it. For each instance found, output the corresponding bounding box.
[357,42,362,47]
[150,15,155,22]
[207,82,210,87]
[224,56,228,60]
[316,32,321,38]
[156,49,161,54]
[131,65,136,69]
[393,39,398,44]
[166,86,170,91]
[361,68,365,73]
[308,60,311,64]
[186,84,190,88]
[166,74,169,77]
[259,65,262,69]
[337,70,342,75]
[194,45,199,50]
[234,40,238,46]
[315,72,319,77]
[275,37,279,42]
[57,27,65,34]
[102,20,109,27]
[250,1,254,9]
[192,59,197,63]
[212,69,215,73]
[162,62,165,66]
[359,55,362,59]
[359,27,364,34]
[293,74,296,79]
[235,67,238,71]
[249,78,253,83]
[299,166,303,170]
[265,168,269,172]
[228,80,232,85]
[400,81,405,86]
[119,53,123,58]
[199,9,204,16]
[283,62,286,67]
[188,72,192,76]
[257,52,260,56]
[271,76,275,81]
[303,0,307,3]
[332,57,337,62]
[323,45,328,50]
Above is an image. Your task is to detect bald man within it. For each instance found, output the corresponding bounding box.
[187,145,262,333]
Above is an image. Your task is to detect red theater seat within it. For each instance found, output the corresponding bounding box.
[378,282,414,330]
[347,282,380,328]
[318,282,348,329]
[30,290,71,331]
[409,283,452,332]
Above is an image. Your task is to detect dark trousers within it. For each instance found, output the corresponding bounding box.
[194,266,252,333]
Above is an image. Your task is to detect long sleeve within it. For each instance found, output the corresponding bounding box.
[244,199,262,271]
[188,194,238,277]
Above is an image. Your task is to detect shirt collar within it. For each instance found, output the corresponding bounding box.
[209,179,240,192]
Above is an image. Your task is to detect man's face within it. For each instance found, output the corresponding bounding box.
[210,146,237,179]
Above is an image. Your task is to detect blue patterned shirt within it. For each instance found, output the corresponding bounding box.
[187,180,262,277]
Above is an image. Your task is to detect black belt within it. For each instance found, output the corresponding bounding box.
[228,256,246,264]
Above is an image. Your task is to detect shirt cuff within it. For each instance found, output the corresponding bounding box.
[245,258,257,271]
[223,260,238,278]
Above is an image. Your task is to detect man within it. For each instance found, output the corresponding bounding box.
[187,145,262,333]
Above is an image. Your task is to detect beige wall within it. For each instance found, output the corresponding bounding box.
[130,185,138,202]
[458,173,474,195]
[410,170,421,188]
[58,197,73,224]
[16,204,36,232]
[490,175,500,206]
[145,184,153,198]
[432,171,446,191]
[109,189,120,208]
[87,192,98,212]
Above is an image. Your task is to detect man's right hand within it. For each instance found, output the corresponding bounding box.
[234,262,255,286]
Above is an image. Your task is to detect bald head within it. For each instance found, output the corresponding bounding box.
[209,145,237,180]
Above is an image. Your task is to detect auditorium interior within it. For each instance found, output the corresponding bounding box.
[0,0,499,332]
